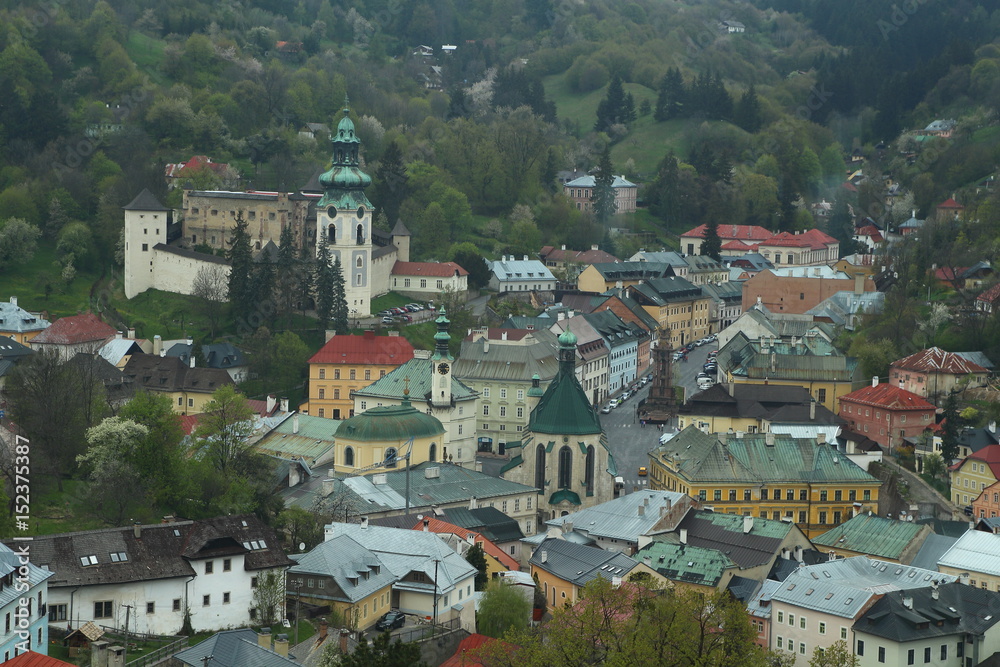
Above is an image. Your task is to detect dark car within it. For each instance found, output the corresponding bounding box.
[375,611,406,632]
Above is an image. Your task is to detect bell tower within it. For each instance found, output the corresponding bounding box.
[431,309,453,408]
[316,96,375,315]
[123,189,170,299]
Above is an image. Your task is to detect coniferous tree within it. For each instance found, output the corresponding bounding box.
[542,148,558,192]
[591,146,618,225]
[314,237,335,329]
[654,68,685,121]
[373,140,408,227]
[447,86,469,119]
[623,92,637,123]
[227,212,254,317]
[734,84,763,133]
[940,392,964,464]
[595,74,627,132]
[647,151,680,222]
[276,225,297,326]
[331,256,349,334]
[295,244,314,319]
[701,219,722,261]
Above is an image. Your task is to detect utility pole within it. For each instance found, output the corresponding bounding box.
[122,604,133,664]
[294,580,302,647]
[431,558,440,631]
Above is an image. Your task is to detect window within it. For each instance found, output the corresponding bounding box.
[345,447,355,466]
[878,646,885,663]
[864,490,871,501]
[48,604,67,622]
[729,489,736,501]
[350,369,356,380]
[517,407,523,418]
[500,388,507,399]
[799,617,806,629]
[788,614,794,626]
[786,489,794,500]
[205,561,213,574]
[319,369,326,379]
[857,640,864,656]
[761,489,768,500]
[799,643,806,655]
[777,636,783,650]
[841,627,848,640]
[147,602,155,614]
[819,511,827,524]
[483,405,489,416]
[699,490,707,501]
[173,598,181,612]
[483,388,490,398]
[558,446,572,488]
[223,592,231,604]
[819,622,826,635]
[714,489,722,501]
[365,369,371,380]
[820,490,828,501]
[835,490,842,501]
[334,369,341,380]
[941,645,947,660]
[203,595,211,606]
[94,601,113,619]
[517,389,524,400]
[744,489,751,501]
[319,388,325,399]
[777,611,784,624]
[907,648,914,665]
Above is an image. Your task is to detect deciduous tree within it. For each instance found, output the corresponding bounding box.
[478,578,531,638]
[195,385,256,475]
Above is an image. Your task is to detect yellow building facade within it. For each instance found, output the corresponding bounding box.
[329,401,446,476]
[950,446,1000,507]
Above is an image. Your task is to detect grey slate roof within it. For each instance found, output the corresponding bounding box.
[453,329,559,382]
[123,188,169,211]
[353,357,477,403]
[443,507,525,544]
[290,534,396,603]
[672,510,799,569]
[680,383,842,424]
[771,556,956,619]
[174,629,299,667]
[324,522,477,595]
[587,262,674,282]
[543,490,688,544]
[909,533,959,571]
[854,583,1000,643]
[530,537,639,587]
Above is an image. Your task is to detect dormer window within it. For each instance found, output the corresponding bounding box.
[80,555,98,566]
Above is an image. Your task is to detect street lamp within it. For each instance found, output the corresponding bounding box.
[293,579,302,646]
[350,309,358,330]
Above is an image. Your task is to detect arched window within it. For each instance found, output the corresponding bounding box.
[534,444,546,491]
[429,443,437,462]
[328,224,336,243]
[585,445,595,495]
[558,446,572,489]
[356,256,363,268]
[384,447,397,468]
[356,223,365,244]
[344,446,355,467]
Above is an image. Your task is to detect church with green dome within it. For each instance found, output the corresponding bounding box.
[330,398,446,475]
[315,98,411,317]
[501,330,618,520]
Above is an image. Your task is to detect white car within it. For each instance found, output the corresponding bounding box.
[601,405,612,414]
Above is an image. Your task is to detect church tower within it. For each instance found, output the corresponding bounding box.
[123,189,170,299]
[431,309,453,408]
[316,98,375,316]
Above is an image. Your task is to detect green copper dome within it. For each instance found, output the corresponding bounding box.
[558,330,577,347]
[335,402,444,443]
[318,97,373,210]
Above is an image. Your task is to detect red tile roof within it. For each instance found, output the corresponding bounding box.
[178,414,201,436]
[955,444,1000,479]
[720,239,754,251]
[856,225,884,242]
[760,229,838,250]
[440,634,514,667]
[391,261,469,277]
[410,516,520,570]
[937,198,964,209]
[30,313,117,345]
[978,283,1000,305]
[4,652,76,667]
[934,267,966,282]
[681,224,773,241]
[839,383,936,411]
[308,330,415,365]
[463,328,533,342]
[891,347,988,375]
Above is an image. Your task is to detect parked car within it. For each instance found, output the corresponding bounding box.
[398,315,413,323]
[638,466,648,476]
[703,364,718,373]
[407,303,425,310]
[620,391,631,401]
[375,611,406,632]
[646,374,653,382]
[607,399,619,409]
[697,376,715,390]
[381,316,395,325]
[378,310,394,317]
[601,405,612,414]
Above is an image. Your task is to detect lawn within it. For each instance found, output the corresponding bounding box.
[372,292,415,313]
[125,31,168,84]
[0,246,101,319]
[31,479,105,536]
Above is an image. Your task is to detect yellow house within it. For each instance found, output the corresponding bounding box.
[304,330,414,420]
[629,277,714,347]
[122,354,234,415]
[577,262,674,294]
[329,400,446,475]
[677,383,839,434]
[937,530,1000,592]
[529,537,665,610]
[950,444,1000,507]
[648,426,881,538]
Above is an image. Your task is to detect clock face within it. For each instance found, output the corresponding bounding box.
[438,363,450,375]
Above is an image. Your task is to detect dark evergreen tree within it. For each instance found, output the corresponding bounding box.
[374,140,408,228]
[623,92,637,123]
[829,192,854,243]
[595,74,628,132]
[314,237,335,329]
[447,86,470,119]
[709,72,733,120]
[734,85,762,133]
[591,146,618,225]
[701,219,722,261]
[276,225,297,326]
[331,256,349,334]
[250,252,275,325]
[654,68,685,121]
[647,151,680,222]
[295,244,314,319]
[226,212,255,317]
[940,392,964,464]
[542,148,559,193]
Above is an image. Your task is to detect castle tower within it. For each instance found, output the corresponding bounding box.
[431,309,453,409]
[316,97,375,316]
[123,189,170,299]
[391,219,411,263]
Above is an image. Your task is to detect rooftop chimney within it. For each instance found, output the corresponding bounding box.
[638,504,645,516]
[293,414,299,434]
[189,353,195,369]
[817,432,826,444]
[280,396,289,412]
[91,640,109,667]
[564,520,573,534]
[810,398,816,420]
[743,516,754,534]
[133,522,141,539]
[153,334,162,356]
[8,296,16,307]
[423,518,429,531]
[872,376,879,387]
[267,394,277,414]
[901,595,913,610]
[679,528,687,544]
[340,629,350,654]
[540,550,547,563]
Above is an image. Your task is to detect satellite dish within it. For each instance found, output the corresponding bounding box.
[299,542,306,552]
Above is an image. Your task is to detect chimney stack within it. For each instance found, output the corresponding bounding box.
[280,396,289,412]
[872,376,879,387]
[274,636,289,657]
[91,641,109,667]
[153,334,162,356]
[361,516,369,530]
[423,518,429,531]
[267,394,277,414]
[638,504,645,516]
[293,414,299,434]
[340,629,350,654]
[902,595,913,610]
[108,646,125,667]
[133,522,141,539]
[541,550,547,563]
[810,398,816,420]
[680,528,687,544]
[743,516,754,534]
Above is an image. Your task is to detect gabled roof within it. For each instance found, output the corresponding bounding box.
[443,506,525,544]
[31,313,116,345]
[290,534,396,602]
[671,510,800,569]
[0,335,34,360]
[635,540,734,587]
[681,224,773,241]
[937,197,964,209]
[544,491,690,543]
[6,515,292,589]
[759,229,838,250]
[123,188,169,211]
[308,330,415,365]
[938,527,1000,577]
[540,246,620,265]
[586,261,674,282]
[174,629,299,667]
[488,258,556,282]
[123,354,234,394]
[854,583,1000,643]
[812,513,930,560]
[891,347,989,375]
[0,543,52,609]
[454,329,559,382]
[838,383,935,411]
[3,652,76,667]
[409,516,520,571]
[530,537,639,586]
[391,260,469,277]
[563,174,637,188]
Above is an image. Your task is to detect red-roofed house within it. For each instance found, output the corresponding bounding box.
[304,330,414,419]
[164,155,239,189]
[936,197,965,221]
[440,634,515,667]
[756,229,839,266]
[976,283,1000,314]
[539,244,620,280]
[29,313,118,361]
[950,445,1000,508]
[680,224,772,256]
[4,652,75,667]
[853,224,884,251]
[410,516,520,573]
[838,378,936,452]
[390,260,468,298]
[890,347,990,404]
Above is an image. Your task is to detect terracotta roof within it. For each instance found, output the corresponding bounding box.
[31,313,117,345]
[954,444,1000,479]
[891,347,988,375]
[440,634,513,667]
[166,155,232,179]
[838,383,936,411]
[681,224,773,241]
[935,267,966,281]
[4,652,76,667]
[938,198,964,209]
[760,229,838,250]
[720,239,754,250]
[391,260,469,277]
[308,330,415,365]
[178,414,201,436]
[856,225,884,242]
[978,283,1000,305]
[409,516,520,570]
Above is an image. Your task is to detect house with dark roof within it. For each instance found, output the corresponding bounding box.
[853,583,1000,667]
[0,335,33,391]
[678,383,844,435]
[838,378,936,453]
[0,543,53,661]
[625,275,711,348]
[576,261,675,294]
[6,516,292,636]
[122,353,234,415]
[529,537,647,610]
[539,245,620,281]
[717,305,837,351]
[890,347,991,405]
[173,628,298,666]
[29,313,117,362]
[812,513,932,564]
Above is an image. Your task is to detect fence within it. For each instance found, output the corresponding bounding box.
[124,636,189,667]
[392,617,460,644]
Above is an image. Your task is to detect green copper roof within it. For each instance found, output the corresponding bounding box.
[812,513,927,560]
[354,357,476,402]
[558,330,577,347]
[318,99,373,210]
[528,333,602,436]
[549,489,582,506]
[636,541,735,586]
[335,401,444,443]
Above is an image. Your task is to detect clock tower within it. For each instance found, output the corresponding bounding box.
[431,308,453,408]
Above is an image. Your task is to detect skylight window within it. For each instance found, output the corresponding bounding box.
[80,555,98,566]
[173,529,181,537]
[109,552,128,563]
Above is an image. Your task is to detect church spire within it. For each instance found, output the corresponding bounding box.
[557,329,577,378]
[317,93,372,210]
[432,308,452,361]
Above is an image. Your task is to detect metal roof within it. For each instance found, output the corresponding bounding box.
[530,537,639,587]
[0,300,49,334]
[937,530,1000,577]
[290,534,396,603]
[488,259,556,282]
[909,533,959,571]
[354,357,477,402]
[254,414,340,464]
[854,583,1000,643]
[635,540,735,586]
[812,514,929,560]
[771,556,955,619]
[746,578,783,620]
[174,629,300,667]
[453,329,559,382]
[544,491,688,543]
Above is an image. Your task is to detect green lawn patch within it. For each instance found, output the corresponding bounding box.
[32,479,105,536]
[0,246,100,319]
[372,292,418,313]
[401,321,436,351]
[125,31,167,83]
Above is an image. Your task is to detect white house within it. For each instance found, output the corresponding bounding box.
[15,516,292,637]
[0,543,53,661]
[390,261,469,299]
[487,257,557,293]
